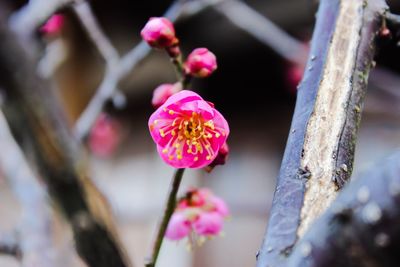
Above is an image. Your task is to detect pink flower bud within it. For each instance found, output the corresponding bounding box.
[141,17,178,49]
[193,212,224,236]
[205,142,229,172]
[41,14,65,36]
[165,212,191,240]
[185,48,217,78]
[151,83,181,109]
[88,113,121,157]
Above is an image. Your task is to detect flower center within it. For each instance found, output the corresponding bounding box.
[182,112,203,140]
[154,108,225,162]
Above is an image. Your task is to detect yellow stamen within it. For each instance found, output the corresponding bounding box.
[159,129,165,137]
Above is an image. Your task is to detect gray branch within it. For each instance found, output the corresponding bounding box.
[213,0,307,65]
[72,1,120,66]
[73,0,186,140]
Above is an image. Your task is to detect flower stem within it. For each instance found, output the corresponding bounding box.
[170,54,191,89]
[145,168,185,267]
[171,55,184,79]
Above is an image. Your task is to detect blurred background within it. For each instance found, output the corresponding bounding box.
[1,0,400,266]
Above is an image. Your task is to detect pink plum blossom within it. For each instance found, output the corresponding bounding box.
[41,14,65,36]
[165,188,229,242]
[165,212,191,240]
[141,17,178,49]
[210,195,230,217]
[185,48,217,78]
[88,113,121,157]
[151,83,181,109]
[148,90,229,169]
[193,212,224,236]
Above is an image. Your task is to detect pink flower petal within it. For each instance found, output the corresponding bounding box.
[41,14,64,36]
[210,196,229,217]
[193,212,224,236]
[165,212,191,241]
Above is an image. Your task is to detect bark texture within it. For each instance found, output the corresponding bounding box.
[257,0,386,266]
[287,151,400,267]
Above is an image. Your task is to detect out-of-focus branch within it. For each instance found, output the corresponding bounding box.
[72,1,119,66]
[212,0,400,104]
[0,3,132,267]
[287,151,400,267]
[212,0,308,65]
[0,110,56,267]
[256,0,386,266]
[0,232,20,258]
[386,12,400,25]
[73,0,186,140]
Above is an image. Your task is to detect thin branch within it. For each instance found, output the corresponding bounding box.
[0,110,56,267]
[386,12,400,25]
[73,0,186,140]
[72,0,120,66]
[212,0,308,65]
[256,0,386,266]
[287,151,400,267]
[145,168,185,267]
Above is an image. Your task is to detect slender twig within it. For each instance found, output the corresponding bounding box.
[386,12,400,25]
[213,0,308,65]
[213,0,400,107]
[145,168,185,267]
[72,0,120,66]
[73,0,186,140]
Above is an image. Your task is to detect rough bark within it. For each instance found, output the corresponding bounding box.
[0,3,132,267]
[286,151,400,267]
[256,0,386,266]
